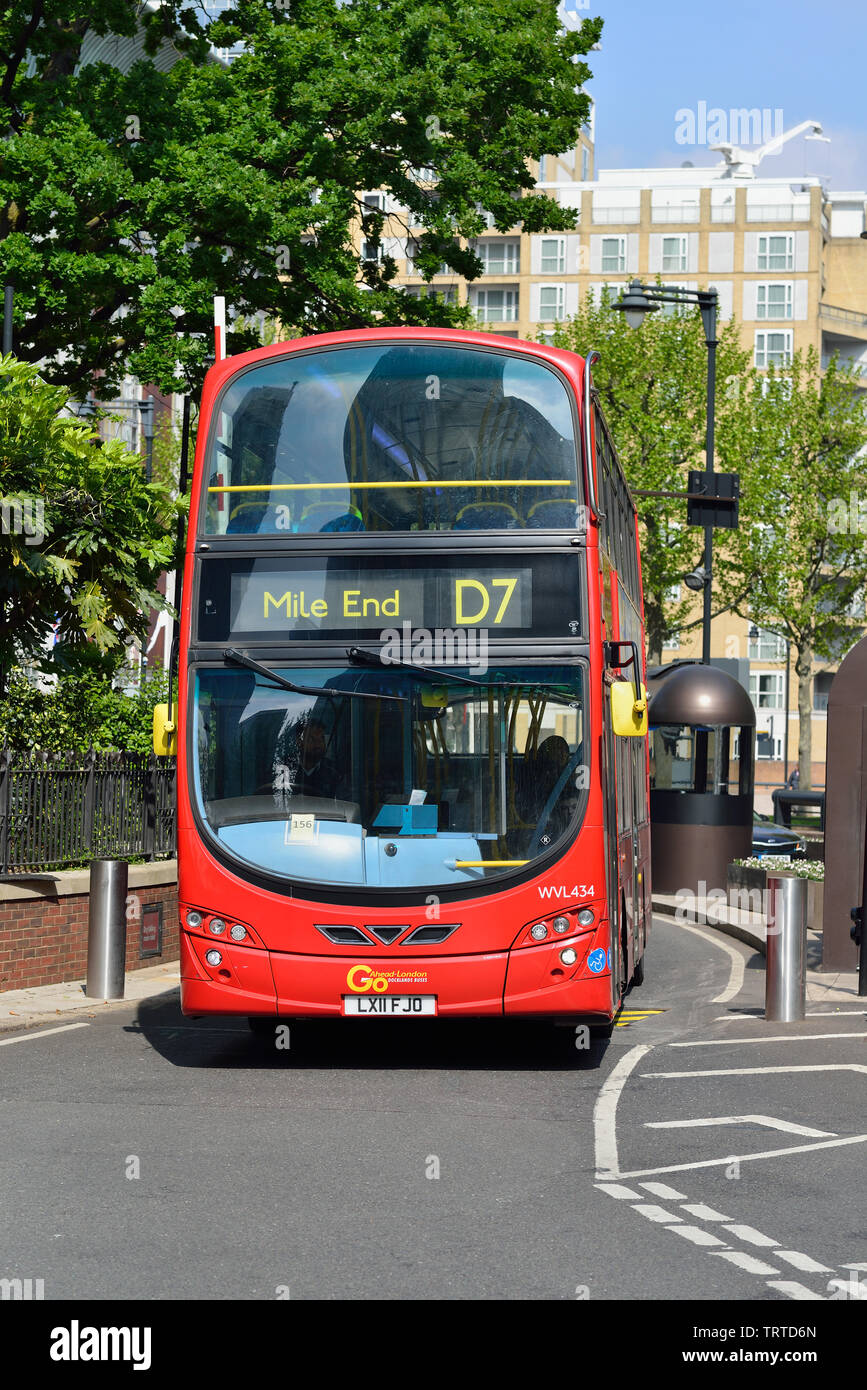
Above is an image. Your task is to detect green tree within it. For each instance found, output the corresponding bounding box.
[550,292,753,658]
[0,354,180,687]
[1,0,602,397]
[0,664,169,753]
[715,351,867,788]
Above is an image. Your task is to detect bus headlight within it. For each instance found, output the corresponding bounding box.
[577,908,594,927]
[530,923,548,941]
[229,924,247,941]
[186,910,203,929]
[552,916,570,934]
[205,949,222,966]
[209,918,227,935]
[559,947,578,966]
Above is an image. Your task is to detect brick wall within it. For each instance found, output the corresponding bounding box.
[0,866,178,993]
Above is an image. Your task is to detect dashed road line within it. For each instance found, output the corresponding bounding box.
[638,1182,687,1200]
[723,1224,779,1248]
[681,1203,732,1221]
[766,1281,826,1301]
[774,1251,833,1274]
[713,1251,780,1277]
[668,1225,726,1247]
[631,1203,682,1223]
[594,1182,641,1199]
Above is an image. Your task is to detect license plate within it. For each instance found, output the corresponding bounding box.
[343,995,437,1016]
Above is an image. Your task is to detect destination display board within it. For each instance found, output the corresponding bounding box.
[196,554,583,642]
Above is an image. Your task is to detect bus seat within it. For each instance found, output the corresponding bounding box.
[453,501,521,530]
[526,497,582,528]
[227,502,272,533]
[296,502,365,533]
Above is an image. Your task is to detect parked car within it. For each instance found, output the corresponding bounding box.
[752,814,804,859]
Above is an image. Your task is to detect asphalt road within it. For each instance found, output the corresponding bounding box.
[1,916,865,1302]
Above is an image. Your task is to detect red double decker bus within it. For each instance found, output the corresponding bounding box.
[156,327,650,1034]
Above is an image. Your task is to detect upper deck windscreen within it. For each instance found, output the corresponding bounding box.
[203,343,581,535]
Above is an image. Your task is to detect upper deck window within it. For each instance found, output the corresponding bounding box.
[203,343,581,535]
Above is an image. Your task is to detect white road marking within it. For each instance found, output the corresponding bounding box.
[614,1132,867,1180]
[774,1251,833,1274]
[639,1182,688,1199]
[713,1251,780,1277]
[681,1204,732,1222]
[594,1183,641,1199]
[644,1064,867,1078]
[841,1262,867,1271]
[646,1114,835,1138]
[593,1044,652,1177]
[0,1022,90,1046]
[766,1280,826,1301]
[723,1223,779,1248]
[671,921,747,1004]
[670,1032,867,1046]
[667,1225,726,1247]
[716,1011,866,1020]
[631,1203,682,1223]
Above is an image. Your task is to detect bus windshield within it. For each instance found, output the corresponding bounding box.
[192,663,587,890]
[204,343,581,535]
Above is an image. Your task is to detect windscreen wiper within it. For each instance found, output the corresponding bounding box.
[346,646,570,696]
[223,648,408,702]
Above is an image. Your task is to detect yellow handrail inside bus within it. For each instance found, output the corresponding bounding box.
[452,860,530,868]
[207,479,572,492]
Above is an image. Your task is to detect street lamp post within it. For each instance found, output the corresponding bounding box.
[611,280,719,665]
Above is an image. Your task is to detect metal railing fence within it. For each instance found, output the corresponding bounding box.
[0,749,176,873]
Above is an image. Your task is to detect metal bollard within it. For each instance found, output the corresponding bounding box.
[86,860,129,1000]
[765,873,807,1022]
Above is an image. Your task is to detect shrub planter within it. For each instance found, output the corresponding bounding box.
[726,860,824,932]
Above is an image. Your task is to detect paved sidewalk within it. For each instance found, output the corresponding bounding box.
[0,960,180,1035]
[653,893,863,1005]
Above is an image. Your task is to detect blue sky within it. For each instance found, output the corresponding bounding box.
[566,0,866,190]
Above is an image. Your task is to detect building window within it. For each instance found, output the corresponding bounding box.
[538,155,547,182]
[748,626,786,660]
[362,240,383,263]
[475,239,520,276]
[405,240,455,276]
[362,192,386,213]
[756,731,783,761]
[757,234,794,272]
[601,236,626,273]
[749,672,784,709]
[581,146,590,181]
[755,330,793,368]
[540,237,566,274]
[470,288,519,322]
[813,672,834,711]
[662,235,688,272]
[538,285,566,321]
[756,283,793,320]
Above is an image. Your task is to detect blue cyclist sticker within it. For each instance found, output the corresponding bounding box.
[587,948,607,974]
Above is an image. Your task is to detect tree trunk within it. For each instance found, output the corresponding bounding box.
[795,645,813,790]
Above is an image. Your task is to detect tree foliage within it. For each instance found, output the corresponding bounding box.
[549,293,753,657]
[0,354,180,682]
[0,664,169,753]
[716,350,867,785]
[1,0,602,396]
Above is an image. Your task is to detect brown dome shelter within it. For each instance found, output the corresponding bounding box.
[648,663,756,896]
